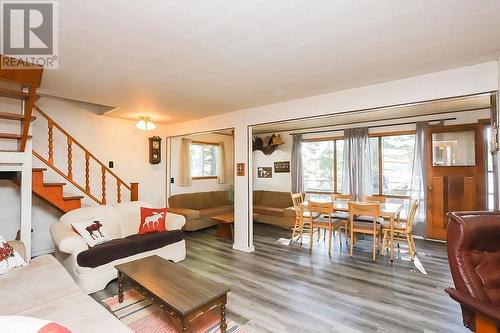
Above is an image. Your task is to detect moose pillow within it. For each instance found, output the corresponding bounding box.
[72,219,110,247]
[0,234,26,275]
[139,207,167,234]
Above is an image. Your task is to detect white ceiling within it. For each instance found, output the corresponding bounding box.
[40,0,500,124]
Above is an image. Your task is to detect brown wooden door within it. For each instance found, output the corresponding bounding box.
[426,123,487,240]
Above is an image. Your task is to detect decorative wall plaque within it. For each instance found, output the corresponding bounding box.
[274,161,290,173]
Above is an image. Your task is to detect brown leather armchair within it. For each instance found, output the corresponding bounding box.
[446,211,500,333]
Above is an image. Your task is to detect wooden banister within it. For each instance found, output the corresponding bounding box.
[32,105,139,205]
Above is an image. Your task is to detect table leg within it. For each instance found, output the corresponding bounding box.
[181,317,188,332]
[118,271,124,303]
[390,216,394,262]
[220,304,227,333]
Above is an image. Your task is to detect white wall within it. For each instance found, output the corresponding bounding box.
[252,132,292,192]
[169,133,234,196]
[165,61,500,252]
[0,96,167,255]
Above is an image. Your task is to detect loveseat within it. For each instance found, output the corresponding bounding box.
[0,241,131,332]
[253,190,295,228]
[50,201,186,294]
[168,191,233,231]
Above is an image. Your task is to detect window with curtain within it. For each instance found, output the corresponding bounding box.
[190,143,218,178]
[301,133,415,203]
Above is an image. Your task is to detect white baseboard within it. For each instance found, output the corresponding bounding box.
[232,244,255,253]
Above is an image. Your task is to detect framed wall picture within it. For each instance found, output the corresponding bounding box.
[236,163,245,176]
[274,161,290,173]
[257,167,272,178]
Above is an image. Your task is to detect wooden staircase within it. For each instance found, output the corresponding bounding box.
[0,54,139,215]
[32,167,83,212]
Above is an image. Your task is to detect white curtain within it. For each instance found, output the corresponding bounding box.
[217,142,226,184]
[342,128,373,199]
[410,122,429,236]
[179,138,192,187]
[291,134,303,193]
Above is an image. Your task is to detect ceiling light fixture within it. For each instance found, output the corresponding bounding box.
[136,116,156,131]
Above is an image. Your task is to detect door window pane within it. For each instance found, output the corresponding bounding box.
[302,141,334,192]
[432,130,475,166]
[382,135,415,196]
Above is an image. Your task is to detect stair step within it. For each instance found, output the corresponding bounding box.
[0,132,32,139]
[0,87,28,100]
[43,182,66,187]
[32,167,47,172]
[0,112,37,121]
[63,195,84,201]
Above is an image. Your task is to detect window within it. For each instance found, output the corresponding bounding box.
[302,141,334,192]
[381,135,415,197]
[301,133,415,199]
[190,143,218,178]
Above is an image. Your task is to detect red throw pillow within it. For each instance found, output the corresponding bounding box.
[38,323,72,333]
[139,207,167,234]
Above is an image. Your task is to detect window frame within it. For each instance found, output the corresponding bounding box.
[190,141,219,180]
[302,130,416,200]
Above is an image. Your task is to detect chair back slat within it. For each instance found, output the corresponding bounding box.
[348,202,381,219]
[405,199,419,232]
[359,195,386,203]
[331,193,354,201]
[308,201,333,215]
[291,192,304,216]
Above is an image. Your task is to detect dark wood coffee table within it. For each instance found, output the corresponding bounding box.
[115,255,230,332]
[211,213,234,241]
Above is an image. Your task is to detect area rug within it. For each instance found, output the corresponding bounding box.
[102,289,246,333]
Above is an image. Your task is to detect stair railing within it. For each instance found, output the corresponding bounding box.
[32,105,139,205]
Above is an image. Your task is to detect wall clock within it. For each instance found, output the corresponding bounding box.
[149,136,161,164]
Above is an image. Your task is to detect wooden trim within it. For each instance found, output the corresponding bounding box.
[192,176,218,180]
[191,140,219,146]
[303,136,343,142]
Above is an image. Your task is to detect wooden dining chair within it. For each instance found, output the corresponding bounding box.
[308,201,341,256]
[381,199,419,260]
[290,193,319,245]
[330,193,354,245]
[348,202,382,261]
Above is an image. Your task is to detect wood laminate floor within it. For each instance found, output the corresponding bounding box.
[92,223,466,333]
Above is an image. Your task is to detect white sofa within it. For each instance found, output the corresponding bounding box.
[0,241,132,333]
[50,201,186,294]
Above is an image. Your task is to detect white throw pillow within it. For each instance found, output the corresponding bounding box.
[0,235,26,275]
[71,219,110,247]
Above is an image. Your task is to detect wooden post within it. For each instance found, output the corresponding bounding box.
[67,137,73,180]
[101,165,106,204]
[19,86,36,152]
[130,182,139,201]
[48,120,54,164]
[85,151,90,192]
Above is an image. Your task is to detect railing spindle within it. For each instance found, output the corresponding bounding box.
[117,179,121,203]
[101,165,106,204]
[85,151,90,192]
[48,120,54,164]
[67,137,73,179]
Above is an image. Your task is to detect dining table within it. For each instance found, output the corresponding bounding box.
[300,199,403,262]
